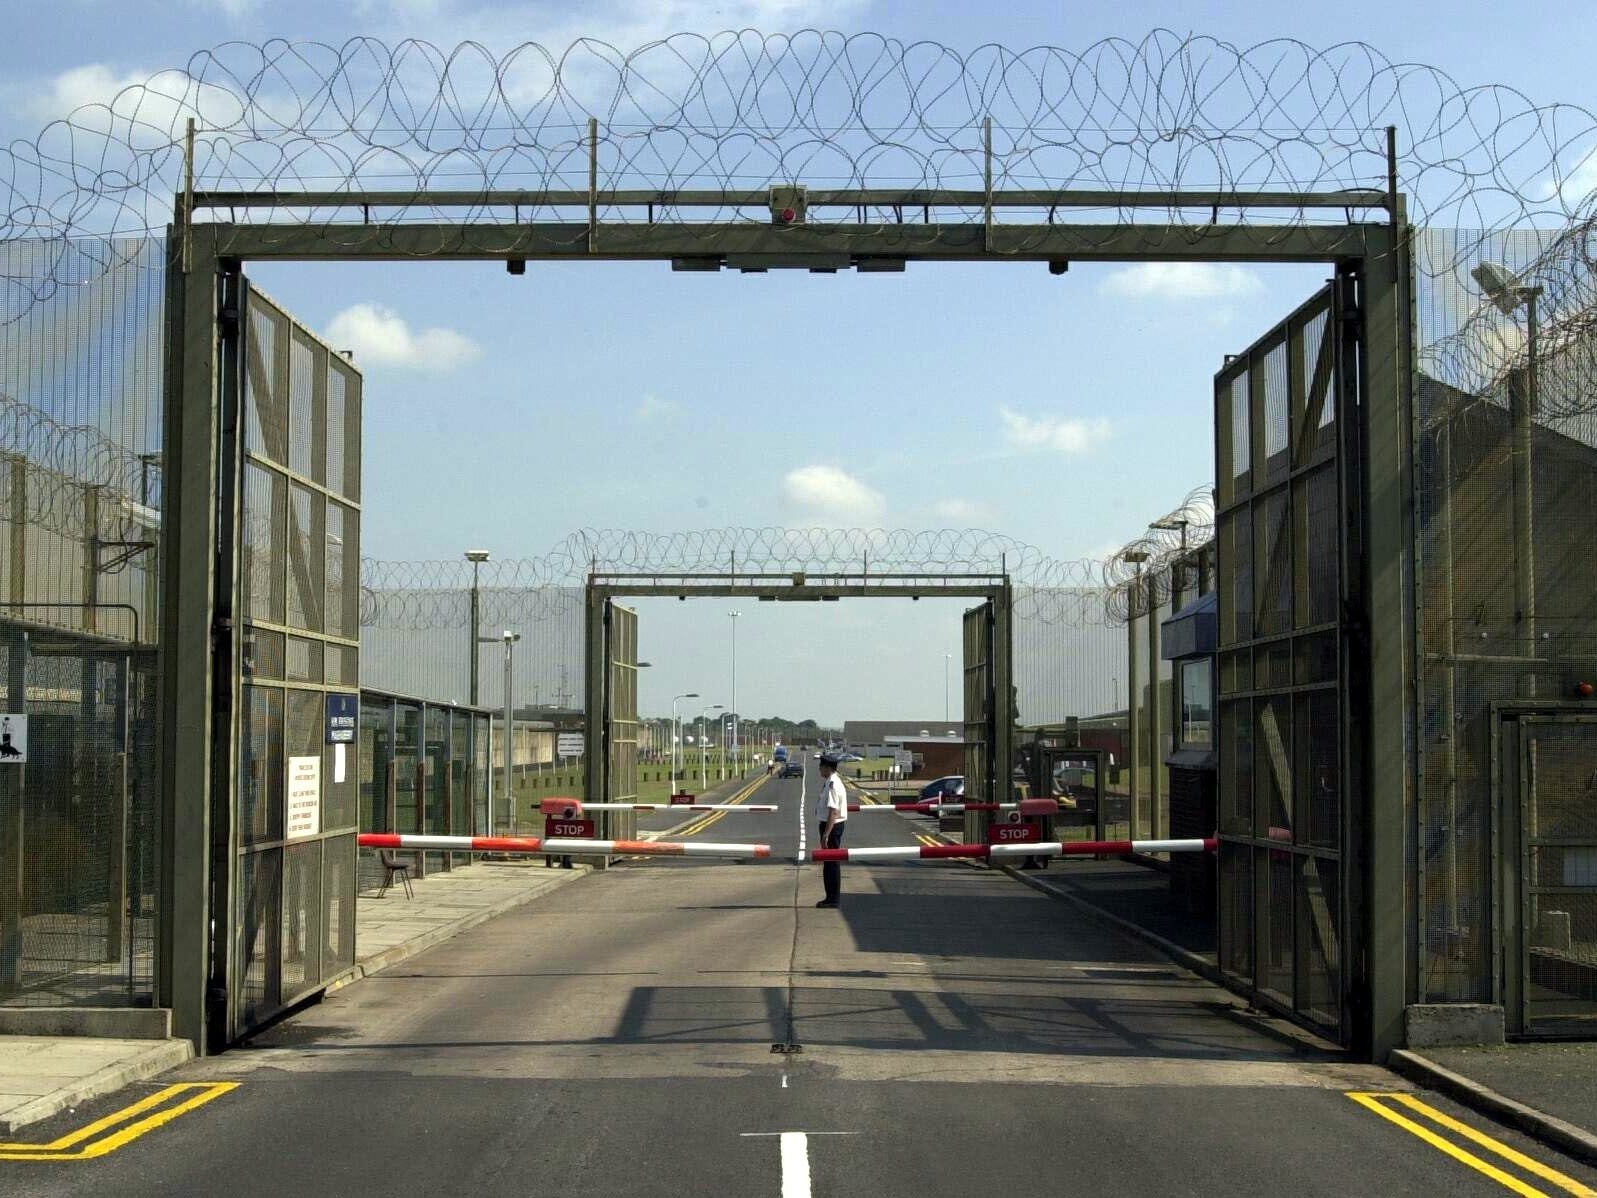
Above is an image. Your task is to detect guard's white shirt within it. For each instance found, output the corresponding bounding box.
[815,771,848,825]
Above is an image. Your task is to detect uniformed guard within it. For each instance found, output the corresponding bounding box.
[815,752,849,908]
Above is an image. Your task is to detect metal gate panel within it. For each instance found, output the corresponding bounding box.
[226,282,362,1044]
[1518,715,1597,1035]
[584,597,638,844]
[607,602,639,824]
[1214,276,1355,1043]
[963,602,993,844]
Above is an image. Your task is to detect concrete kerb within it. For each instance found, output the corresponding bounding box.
[1388,1049,1597,1168]
[0,1038,193,1134]
[325,864,593,997]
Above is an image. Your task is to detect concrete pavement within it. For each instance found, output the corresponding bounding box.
[0,853,589,1137]
[4,756,1596,1194]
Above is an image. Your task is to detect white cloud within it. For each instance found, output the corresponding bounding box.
[781,464,886,522]
[23,63,245,134]
[635,393,680,422]
[1100,262,1265,301]
[997,407,1111,455]
[931,498,990,525]
[325,304,481,372]
[1539,143,1597,210]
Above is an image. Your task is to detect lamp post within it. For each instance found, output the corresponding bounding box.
[465,550,490,705]
[1472,261,1543,675]
[943,652,952,723]
[699,704,723,791]
[729,610,741,777]
[671,692,698,794]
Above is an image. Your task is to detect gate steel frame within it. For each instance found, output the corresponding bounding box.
[582,573,1012,849]
[159,202,1413,1060]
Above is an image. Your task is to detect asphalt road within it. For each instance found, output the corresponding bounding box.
[8,752,1597,1196]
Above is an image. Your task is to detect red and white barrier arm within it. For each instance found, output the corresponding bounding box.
[358,833,771,859]
[848,802,1010,813]
[576,803,779,813]
[809,838,1218,862]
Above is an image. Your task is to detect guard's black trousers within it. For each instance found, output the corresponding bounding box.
[818,822,847,902]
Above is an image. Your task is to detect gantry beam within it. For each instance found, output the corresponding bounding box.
[196,221,1388,265]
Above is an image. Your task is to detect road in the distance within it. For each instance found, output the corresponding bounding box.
[8,751,1596,1196]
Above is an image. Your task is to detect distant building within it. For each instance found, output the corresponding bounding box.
[842,719,962,747]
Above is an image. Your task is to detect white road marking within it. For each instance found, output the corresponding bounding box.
[797,768,807,859]
[780,1131,811,1198]
[781,1073,788,1089]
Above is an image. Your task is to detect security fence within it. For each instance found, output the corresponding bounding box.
[1415,222,1597,1035]
[0,237,164,1008]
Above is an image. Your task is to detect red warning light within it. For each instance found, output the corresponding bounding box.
[1578,681,1594,698]
[780,207,797,224]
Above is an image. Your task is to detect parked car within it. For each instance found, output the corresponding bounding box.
[838,752,863,762]
[917,775,964,801]
[781,762,804,779]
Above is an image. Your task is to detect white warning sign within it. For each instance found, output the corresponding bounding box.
[286,755,321,839]
[0,714,26,764]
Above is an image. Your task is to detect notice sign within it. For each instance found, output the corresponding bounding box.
[557,732,585,758]
[326,693,358,744]
[0,714,26,764]
[286,755,321,839]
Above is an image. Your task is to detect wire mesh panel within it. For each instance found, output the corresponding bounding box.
[607,603,639,817]
[230,284,361,1039]
[962,602,993,842]
[1214,280,1349,1042]
[1519,718,1597,1034]
[1414,225,1597,1025]
[0,237,163,1010]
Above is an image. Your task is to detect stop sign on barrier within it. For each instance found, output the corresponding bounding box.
[990,822,1041,844]
[547,818,595,838]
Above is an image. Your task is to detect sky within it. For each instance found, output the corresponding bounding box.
[3,0,1594,725]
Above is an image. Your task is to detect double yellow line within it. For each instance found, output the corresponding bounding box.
[671,773,769,839]
[1348,1092,1595,1196]
[853,785,945,850]
[0,1082,238,1162]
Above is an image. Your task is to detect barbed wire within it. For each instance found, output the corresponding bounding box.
[4,30,1597,312]
[359,508,1218,632]
[1100,485,1216,622]
[1421,215,1597,419]
[0,390,161,548]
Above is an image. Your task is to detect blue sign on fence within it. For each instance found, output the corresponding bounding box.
[326,693,359,744]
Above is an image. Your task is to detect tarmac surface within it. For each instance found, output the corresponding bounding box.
[6,754,1597,1196]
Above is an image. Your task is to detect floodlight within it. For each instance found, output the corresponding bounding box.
[1470,262,1535,315]
[465,549,491,563]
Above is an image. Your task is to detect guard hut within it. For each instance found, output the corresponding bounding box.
[1162,590,1217,915]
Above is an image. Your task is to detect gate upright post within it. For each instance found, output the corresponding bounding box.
[157,226,228,1051]
[1351,220,1416,1061]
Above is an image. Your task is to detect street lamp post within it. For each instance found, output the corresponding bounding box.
[943,652,952,724]
[1473,261,1544,678]
[699,704,723,791]
[729,610,741,777]
[670,692,699,794]
[465,550,490,705]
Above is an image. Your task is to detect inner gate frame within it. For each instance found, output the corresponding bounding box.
[159,185,1414,1058]
[582,570,1014,850]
